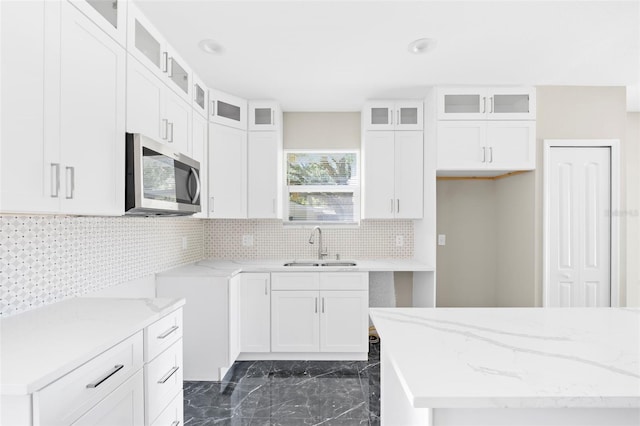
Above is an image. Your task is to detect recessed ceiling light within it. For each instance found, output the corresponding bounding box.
[198,39,223,54]
[408,38,437,54]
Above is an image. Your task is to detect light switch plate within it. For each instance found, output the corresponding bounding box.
[438,234,446,246]
[395,235,404,247]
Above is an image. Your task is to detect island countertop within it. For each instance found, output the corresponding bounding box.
[369,307,640,409]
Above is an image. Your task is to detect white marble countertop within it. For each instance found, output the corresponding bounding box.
[0,297,185,395]
[185,258,434,277]
[369,307,640,409]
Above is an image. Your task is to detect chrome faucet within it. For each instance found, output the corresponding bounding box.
[308,226,328,260]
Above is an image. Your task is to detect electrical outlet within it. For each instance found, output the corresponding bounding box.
[438,234,446,246]
[395,235,404,247]
[182,236,188,250]
[242,235,254,247]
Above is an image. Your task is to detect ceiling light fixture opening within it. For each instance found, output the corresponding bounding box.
[408,38,436,54]
[198,39,223,54]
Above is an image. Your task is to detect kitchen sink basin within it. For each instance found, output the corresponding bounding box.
[283,261,357,267]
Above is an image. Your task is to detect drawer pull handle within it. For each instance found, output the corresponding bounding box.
[86,364,124,388]
[158,366,180,384]
[157,325,179,339]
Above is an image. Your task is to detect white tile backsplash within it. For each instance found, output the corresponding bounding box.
[0,216,204,316]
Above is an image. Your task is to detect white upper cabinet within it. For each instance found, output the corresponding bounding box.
[363,130,423,219]
[208,123,247,218]
[363,101,423,131]
[67,0,127,46]
[127,3,191,103]
[164,89,192,155]
[248,132,282,219]
[192,73,209,118]
[1,0,125,215]
[248,101,281,131]
[437,87,536,120]
[209,89,247,130]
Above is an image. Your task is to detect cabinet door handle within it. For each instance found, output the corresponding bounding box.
[209,197,214,213]
[167,57,174,78]
[157,325,179,339]
[210,100,216,116]
[271,109,275,126]
[489,97,494,113]
[321,297,325,313]
[396,109,400,126]
[482,147,486,163]
[489,147,493,163]
[65,166,75,199]
[264,280,268,295]
[161,118,169,140]
[389,109,393,125]
[162,52,168,73]
[390,199,394,213]
[315,297,318,313]
[86,364,124,388]
[50,163,60,198]
[396,199,400,213]
[168,122,174,143]
[482,97,486,113]
[158,366,179,384]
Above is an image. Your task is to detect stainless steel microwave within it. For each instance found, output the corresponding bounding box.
[125,133,201,216]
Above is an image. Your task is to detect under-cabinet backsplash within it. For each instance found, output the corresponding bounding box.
[204,219,414,260]
[0,216,204,316]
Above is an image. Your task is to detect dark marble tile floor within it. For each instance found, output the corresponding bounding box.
[184,342,381,426]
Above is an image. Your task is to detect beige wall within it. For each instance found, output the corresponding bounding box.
[535,87,628,306]
[626,112,640,307]
[283,112,361,149]
[436,180,498,307]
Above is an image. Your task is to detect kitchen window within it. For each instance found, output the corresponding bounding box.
[285,150,360,224]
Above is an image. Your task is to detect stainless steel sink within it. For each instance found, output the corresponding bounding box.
[283,261,357,267]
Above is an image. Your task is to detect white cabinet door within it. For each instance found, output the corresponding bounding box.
[164,90,192,155]
[394,131,423,219]
[67,0,127,47]
[126,55,165,142]
[240,273,271,353]
[436,121,486,170]
[0,0,59,213]
[394,101,423,131]
[59,1,125,215]
[249,101,280,131]
[487,87,536,120]
[271,291,320,352]
[320,290,368,353]
[363,102,395,131]
[191,113,208,218]
[363,131,395,218]
[248,132,281,218]
[229,275,241,365]
[486,121,535,170]
[208,123,247,218]
[192,73,208,118]
[209,89,247,130]
[71,370,144,426]
[127,3,166,82]
[165,46,191,103]
[437,88,487,120]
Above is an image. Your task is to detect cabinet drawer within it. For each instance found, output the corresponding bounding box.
[320,272,369,291]
[271,272,320,291]
[35,332,143,426]
[145,308,183,362]
[71,369,144,426]
[146,339,183,424]
[150,389,184,426]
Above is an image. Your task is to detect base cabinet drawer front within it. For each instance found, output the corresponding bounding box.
[271,272,320,291]
[150,389,183,426]
[319,272,368,291]
[145,339,183,424]
[34,331,143,426]
[71,369,144,426]
[145,308,183,362]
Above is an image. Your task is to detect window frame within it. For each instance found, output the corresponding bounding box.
[283,149,361,226]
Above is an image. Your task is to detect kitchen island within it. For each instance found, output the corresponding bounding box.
[369,307,640,426]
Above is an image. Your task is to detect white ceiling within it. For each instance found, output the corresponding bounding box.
[135,0,640,111]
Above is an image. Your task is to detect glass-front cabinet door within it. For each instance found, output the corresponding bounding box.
[437,89,487,120]
[209,89,247,130]
[488,88,536,120]
[166,47,191,102]
[363,102,394,131]
[438,87,536,120]
[395,101,423,131]
[128,3,165,76]
[249,101,280,131]
[68,0,127,46]
[192,74,208,118]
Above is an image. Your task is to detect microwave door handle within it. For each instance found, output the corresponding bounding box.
[190,167,201,204]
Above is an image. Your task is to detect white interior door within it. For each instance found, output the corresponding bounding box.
[548,147,611,307]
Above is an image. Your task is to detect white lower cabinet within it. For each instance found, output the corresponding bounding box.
[145,339,183,425]
[269,272,369,354]
[71,370,144,426]
[240,273,271,353]
[150,391,184,426]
